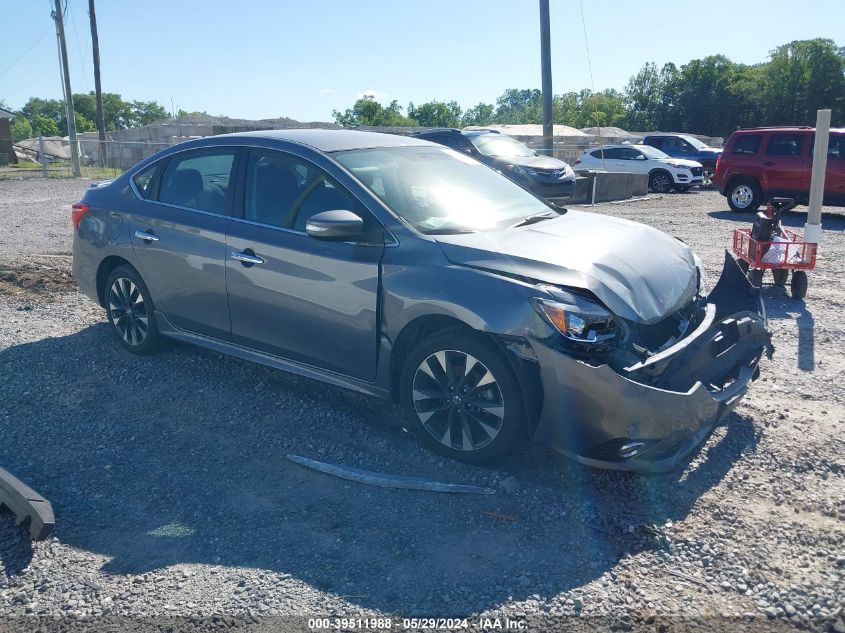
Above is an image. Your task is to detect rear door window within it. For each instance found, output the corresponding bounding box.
[766,134,805,156]
[620,147,643,160]
[644,137,663,149]
[158,150,237,214]
[732,134,762,155]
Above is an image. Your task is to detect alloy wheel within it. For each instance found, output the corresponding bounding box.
[652,173,672,193]
[108,277,148,346]
[731,184,754,209]
[412,350,505,452]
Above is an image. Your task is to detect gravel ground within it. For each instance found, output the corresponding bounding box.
[0,179,843,632]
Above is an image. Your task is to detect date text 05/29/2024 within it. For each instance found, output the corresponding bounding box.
[308,617,527,630]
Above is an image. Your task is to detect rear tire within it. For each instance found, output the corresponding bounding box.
[104,265,162,355]
[649,170,673,194]
[727,179,761,212]
[399,329,524,464]
[790,271,808,299]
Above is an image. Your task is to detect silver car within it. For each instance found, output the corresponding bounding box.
[72,130,772,471]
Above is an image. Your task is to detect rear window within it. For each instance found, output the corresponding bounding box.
[766,134,805,156]
[732,134,762,155]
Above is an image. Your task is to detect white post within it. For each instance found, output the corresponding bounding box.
[804,109,830,245]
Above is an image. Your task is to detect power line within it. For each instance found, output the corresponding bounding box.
[0,25,52,78]
[578,0,605,168]
[68,0,91,91]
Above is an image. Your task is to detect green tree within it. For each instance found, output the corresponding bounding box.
[462,102,494,127]
[407,100,462,128]
[10,116,33,141]
[130,100,169,126]
[75,112,96,133]
[30,114,60,137]
[72,93,97,123]
[333,96,416,127]
[494,88,543,124]
[624,62,661,130]
[762,39,845,126]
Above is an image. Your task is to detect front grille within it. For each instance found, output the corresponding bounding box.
[691,167,703,176]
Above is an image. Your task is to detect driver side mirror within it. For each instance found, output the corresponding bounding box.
[306,210,366,241]
[635,154,646,160]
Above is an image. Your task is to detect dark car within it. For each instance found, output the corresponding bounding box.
[642,134,722,183]
[459,130,576,203]
[72,129,771,472]
[410,128,480,157]
[713,126,845,212]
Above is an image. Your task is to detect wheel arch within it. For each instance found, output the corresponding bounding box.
[95,256,137,307]
[726,173,761,193]
[388,314,542,436]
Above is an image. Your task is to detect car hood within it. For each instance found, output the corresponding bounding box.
[435,210,698,324]
[657,158,702,168]
[495,154,569,171]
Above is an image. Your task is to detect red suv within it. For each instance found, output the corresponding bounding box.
[713,126,845,212]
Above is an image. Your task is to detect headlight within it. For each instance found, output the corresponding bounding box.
[531,297,618,344]
[668,163,685,169]
[513,165,538,177]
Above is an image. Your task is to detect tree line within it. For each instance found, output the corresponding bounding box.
[333,38,844,136]
[7,93,169,141]
[4,37,842,142]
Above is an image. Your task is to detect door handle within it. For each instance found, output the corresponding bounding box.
[763,161,776,166]
[134,230,159,242]
[230,250,264,265]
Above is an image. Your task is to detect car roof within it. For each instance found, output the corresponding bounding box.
[411,128,463,137]
[462,129,502,137]
[733,126,813,133]
[213,128,432,152]
[586,144,640,150]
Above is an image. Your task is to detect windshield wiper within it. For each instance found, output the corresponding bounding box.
[507,211,559,229]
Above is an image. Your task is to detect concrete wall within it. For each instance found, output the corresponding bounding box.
[569,172,649,204]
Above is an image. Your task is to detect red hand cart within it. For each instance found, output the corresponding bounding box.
[731,225,817,299]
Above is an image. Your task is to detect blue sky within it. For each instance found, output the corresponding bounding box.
[2,0,843,122]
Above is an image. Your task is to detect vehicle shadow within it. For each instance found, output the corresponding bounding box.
[0,324,757,615]
[0,512,34,578]
[764,288,815,372]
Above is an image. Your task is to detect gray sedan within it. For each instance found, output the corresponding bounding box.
[72,130,772,471]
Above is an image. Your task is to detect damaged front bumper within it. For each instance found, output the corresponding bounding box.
[531,252,773,473]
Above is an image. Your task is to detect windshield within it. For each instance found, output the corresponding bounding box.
[638,144,670,159]
[680,135,707,149]
[333,146,553,233]
[468,134,536,158]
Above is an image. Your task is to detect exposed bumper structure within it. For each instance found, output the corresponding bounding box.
[531,252,773,473]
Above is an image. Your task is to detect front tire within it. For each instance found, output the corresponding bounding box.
[399,330,524,464]
[649,170,673,194]
[104,265,161,355]
[727,179,761,212]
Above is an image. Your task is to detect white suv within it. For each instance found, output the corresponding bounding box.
[574,144,705,193]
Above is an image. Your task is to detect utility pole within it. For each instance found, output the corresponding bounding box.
[53,0,81,177]
[89,0,106,167]
[539,0,553,157]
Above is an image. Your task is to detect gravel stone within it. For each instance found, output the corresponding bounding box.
[0,180,843,630]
